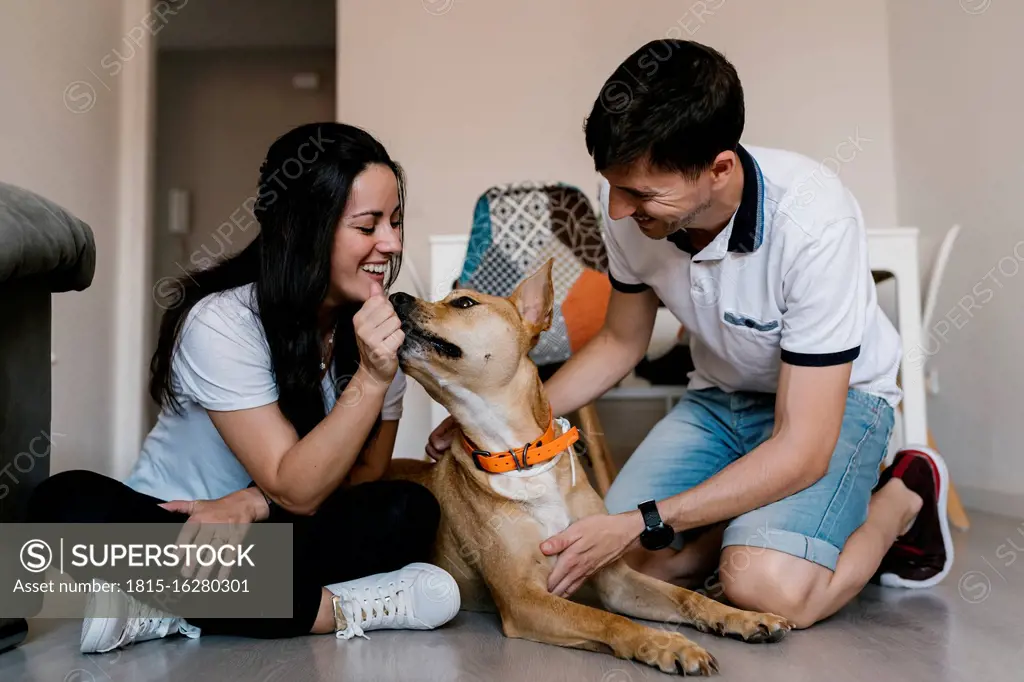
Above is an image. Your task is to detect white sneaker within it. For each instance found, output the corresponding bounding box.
[80,581,200,653]
[327,563,460,640]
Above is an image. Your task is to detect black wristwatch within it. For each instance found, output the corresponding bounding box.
[638,499,675,550]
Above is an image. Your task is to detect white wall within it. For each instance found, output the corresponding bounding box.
[0,1,123,475]
[338,0,901,460]
[888,0,1024,515]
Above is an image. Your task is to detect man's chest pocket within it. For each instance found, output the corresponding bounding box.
[720,311,782,363]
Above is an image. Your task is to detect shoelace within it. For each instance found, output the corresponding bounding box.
[333,580,409,641]
[116,602,174,648]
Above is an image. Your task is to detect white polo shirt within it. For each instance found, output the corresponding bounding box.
[601,144,902,407]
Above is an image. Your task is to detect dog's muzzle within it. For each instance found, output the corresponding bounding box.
[388,292,463,359]
[389,291,415,318]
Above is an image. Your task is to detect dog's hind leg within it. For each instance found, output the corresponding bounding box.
[493,584,719,676]
[593,560,791,643]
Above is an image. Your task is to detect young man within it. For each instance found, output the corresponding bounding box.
[428,39,953,628]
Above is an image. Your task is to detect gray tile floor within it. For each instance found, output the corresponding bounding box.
[3,511,1023,682]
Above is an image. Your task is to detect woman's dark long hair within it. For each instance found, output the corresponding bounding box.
[150,122,405,438]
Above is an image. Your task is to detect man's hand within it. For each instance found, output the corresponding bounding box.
[426,416,459,461]
[540,511,645,598]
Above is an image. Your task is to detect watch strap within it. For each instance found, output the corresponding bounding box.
[638,500,661,530]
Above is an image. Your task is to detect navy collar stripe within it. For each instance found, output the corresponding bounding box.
[667,144,764,256]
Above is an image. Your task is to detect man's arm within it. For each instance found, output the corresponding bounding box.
[544,286,660,416]
[657,215,870,529]
[660,360,851,531]
[541,359,852,597]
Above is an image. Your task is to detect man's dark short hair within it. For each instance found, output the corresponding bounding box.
[584,39,745,179]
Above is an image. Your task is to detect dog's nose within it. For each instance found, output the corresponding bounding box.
[389,291,414,315]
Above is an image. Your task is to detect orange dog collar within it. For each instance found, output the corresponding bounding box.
[461,409,580,474]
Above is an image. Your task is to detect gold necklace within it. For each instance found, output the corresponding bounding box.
[320,329,335,372]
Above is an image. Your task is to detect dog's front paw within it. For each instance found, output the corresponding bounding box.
[715,610,791,643]
[632,631,719,676]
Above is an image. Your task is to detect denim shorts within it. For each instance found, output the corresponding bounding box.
[604,387,895,571]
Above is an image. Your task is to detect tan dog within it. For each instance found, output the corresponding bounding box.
[386,261,790,676]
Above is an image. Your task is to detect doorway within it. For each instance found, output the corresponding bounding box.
[146,0,337,428]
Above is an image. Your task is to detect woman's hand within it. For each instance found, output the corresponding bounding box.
[159,487,268,581]
[354,281,404,385]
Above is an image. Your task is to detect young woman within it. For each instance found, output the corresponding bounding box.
[27,122,459,651]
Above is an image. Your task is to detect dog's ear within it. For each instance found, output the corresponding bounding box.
[511,259,554,340]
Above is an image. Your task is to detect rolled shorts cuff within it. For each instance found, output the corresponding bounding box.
[721,524,841,572]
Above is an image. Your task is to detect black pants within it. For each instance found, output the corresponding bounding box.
[26,470,440,639]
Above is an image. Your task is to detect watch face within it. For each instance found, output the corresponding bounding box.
[641,524,675,550]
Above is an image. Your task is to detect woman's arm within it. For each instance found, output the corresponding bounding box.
[344,419,399,486]
[209,365,389,515]
[172,282,403,516]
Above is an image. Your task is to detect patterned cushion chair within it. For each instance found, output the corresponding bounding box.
[455,182,617,493]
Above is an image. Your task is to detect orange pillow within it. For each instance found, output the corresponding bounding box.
[562,268,612,353]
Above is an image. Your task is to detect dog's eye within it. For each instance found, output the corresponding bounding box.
[449,296,478,309]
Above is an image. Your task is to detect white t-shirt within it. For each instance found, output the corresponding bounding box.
[124,283,406,502]
[601,144,902,406]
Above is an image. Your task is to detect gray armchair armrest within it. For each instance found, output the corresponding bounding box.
[0,181,96,292]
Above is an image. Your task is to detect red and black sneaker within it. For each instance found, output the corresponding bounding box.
[873,446,954,588]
